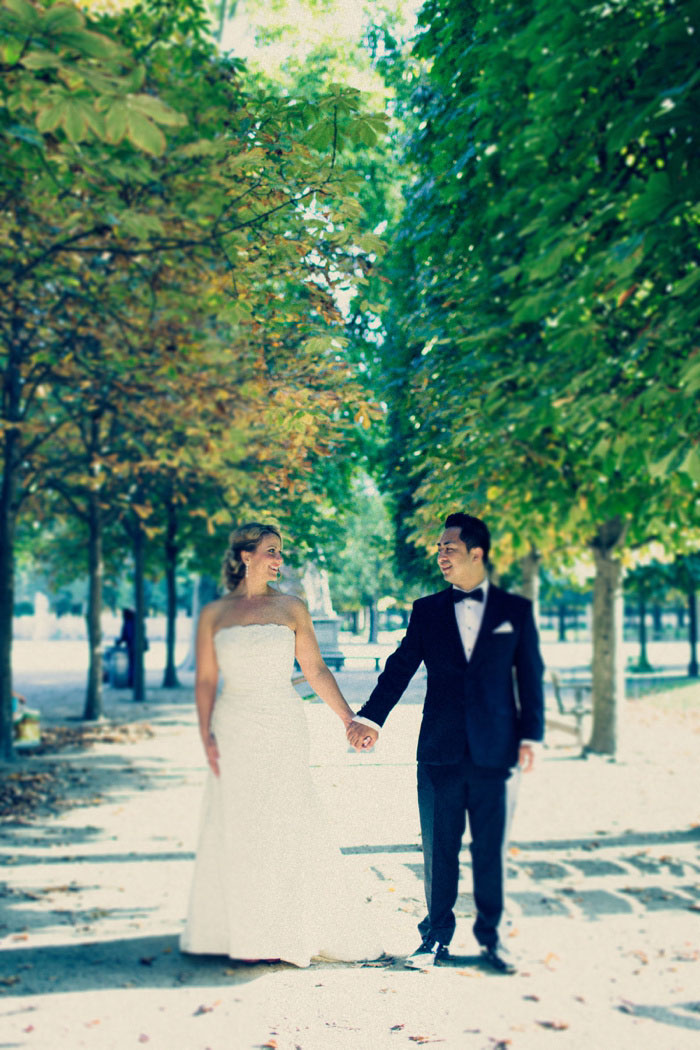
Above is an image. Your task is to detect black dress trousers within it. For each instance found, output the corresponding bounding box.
[416,751,517,948]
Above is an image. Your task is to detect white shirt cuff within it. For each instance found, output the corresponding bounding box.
[351,715,381,732]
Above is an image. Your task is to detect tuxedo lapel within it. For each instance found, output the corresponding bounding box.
[468,585,505,667]
[435,588,467,669]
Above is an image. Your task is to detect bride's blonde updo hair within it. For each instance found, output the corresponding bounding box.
[221,522,282,592]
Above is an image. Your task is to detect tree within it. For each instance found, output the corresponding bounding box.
[1,0,386,756]
[327,474,404,642]
[376,0,700,756]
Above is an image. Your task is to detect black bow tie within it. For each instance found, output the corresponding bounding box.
[453,587,484,604]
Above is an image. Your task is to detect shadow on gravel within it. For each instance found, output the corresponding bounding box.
[0,746,191,830]
[617,1000,700,1032]
[0,935,291,995]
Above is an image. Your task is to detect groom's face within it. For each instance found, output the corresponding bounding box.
[437,527,485,590]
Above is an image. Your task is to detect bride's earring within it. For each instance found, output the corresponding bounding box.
[245,561,249,578]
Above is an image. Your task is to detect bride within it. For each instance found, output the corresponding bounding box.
[180,522,381,967]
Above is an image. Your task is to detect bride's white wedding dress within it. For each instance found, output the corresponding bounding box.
[180,623,381,967]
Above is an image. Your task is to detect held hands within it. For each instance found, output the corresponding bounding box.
[346,720,378,752]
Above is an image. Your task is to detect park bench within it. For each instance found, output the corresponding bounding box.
[546,670,592,752]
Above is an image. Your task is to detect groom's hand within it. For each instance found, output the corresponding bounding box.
[346,721,378,752]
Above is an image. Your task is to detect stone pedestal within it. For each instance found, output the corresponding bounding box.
[312,615,344,670]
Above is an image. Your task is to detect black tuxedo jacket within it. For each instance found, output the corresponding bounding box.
[357,585,545,769]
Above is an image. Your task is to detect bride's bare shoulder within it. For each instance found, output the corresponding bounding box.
[275,593,310,624]
[199,597,232,628]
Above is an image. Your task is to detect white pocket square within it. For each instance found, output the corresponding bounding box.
[493,621,514,634]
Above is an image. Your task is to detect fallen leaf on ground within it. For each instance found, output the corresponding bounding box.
[536,1020,569,1031]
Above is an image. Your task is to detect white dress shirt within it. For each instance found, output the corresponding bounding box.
[453,578,489,661]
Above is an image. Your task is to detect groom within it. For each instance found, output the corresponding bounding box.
[347,512,544,973]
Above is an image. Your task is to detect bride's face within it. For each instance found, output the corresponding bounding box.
[248,533,283,582]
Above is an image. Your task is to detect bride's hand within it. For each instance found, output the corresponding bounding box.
[346,721,378,752]
[203,732,220,776]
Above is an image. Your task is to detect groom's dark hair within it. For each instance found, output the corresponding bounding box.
[444,512,491,563]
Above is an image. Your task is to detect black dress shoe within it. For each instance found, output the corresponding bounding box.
[480,942,517,974]
[405,938,451,969]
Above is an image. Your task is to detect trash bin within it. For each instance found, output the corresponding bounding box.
[105,644,130,688]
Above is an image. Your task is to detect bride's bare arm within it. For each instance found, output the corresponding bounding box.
[292,601,355,727]
[195,605,221,776]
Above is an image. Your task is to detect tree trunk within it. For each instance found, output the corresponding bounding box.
[162,497,180,688]
[83,491,104,720]
[588,519,627,756]
[557,601,568,642]
[0,346,22,762]
[519,547,541,625]
[0,452,17,762]
[688,581,698,678]
[635,591,652,672]
[367,602,379,644]
[132,519,146,702]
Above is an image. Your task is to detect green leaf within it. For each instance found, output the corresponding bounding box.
[681,356,700,395]
[20,50,61,71]
[118,211,166,239]
[127,94,187,128]
[40,3,83,32]
[58,29,121,60]
[672,268,700,298]
[62,100,89,142]
[35,103,65,134]
[529,239,574,281]
[356,233,385,255]
[104,102,128,144]
[680,447,700,484]
[126,111,166,156]
[177,138,228,158]
[647,448,678,480]
[3,0,38,24]
[304,123,334,150]
[628,173,677,223]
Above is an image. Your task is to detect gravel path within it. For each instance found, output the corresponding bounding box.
[1,672,699,1050]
